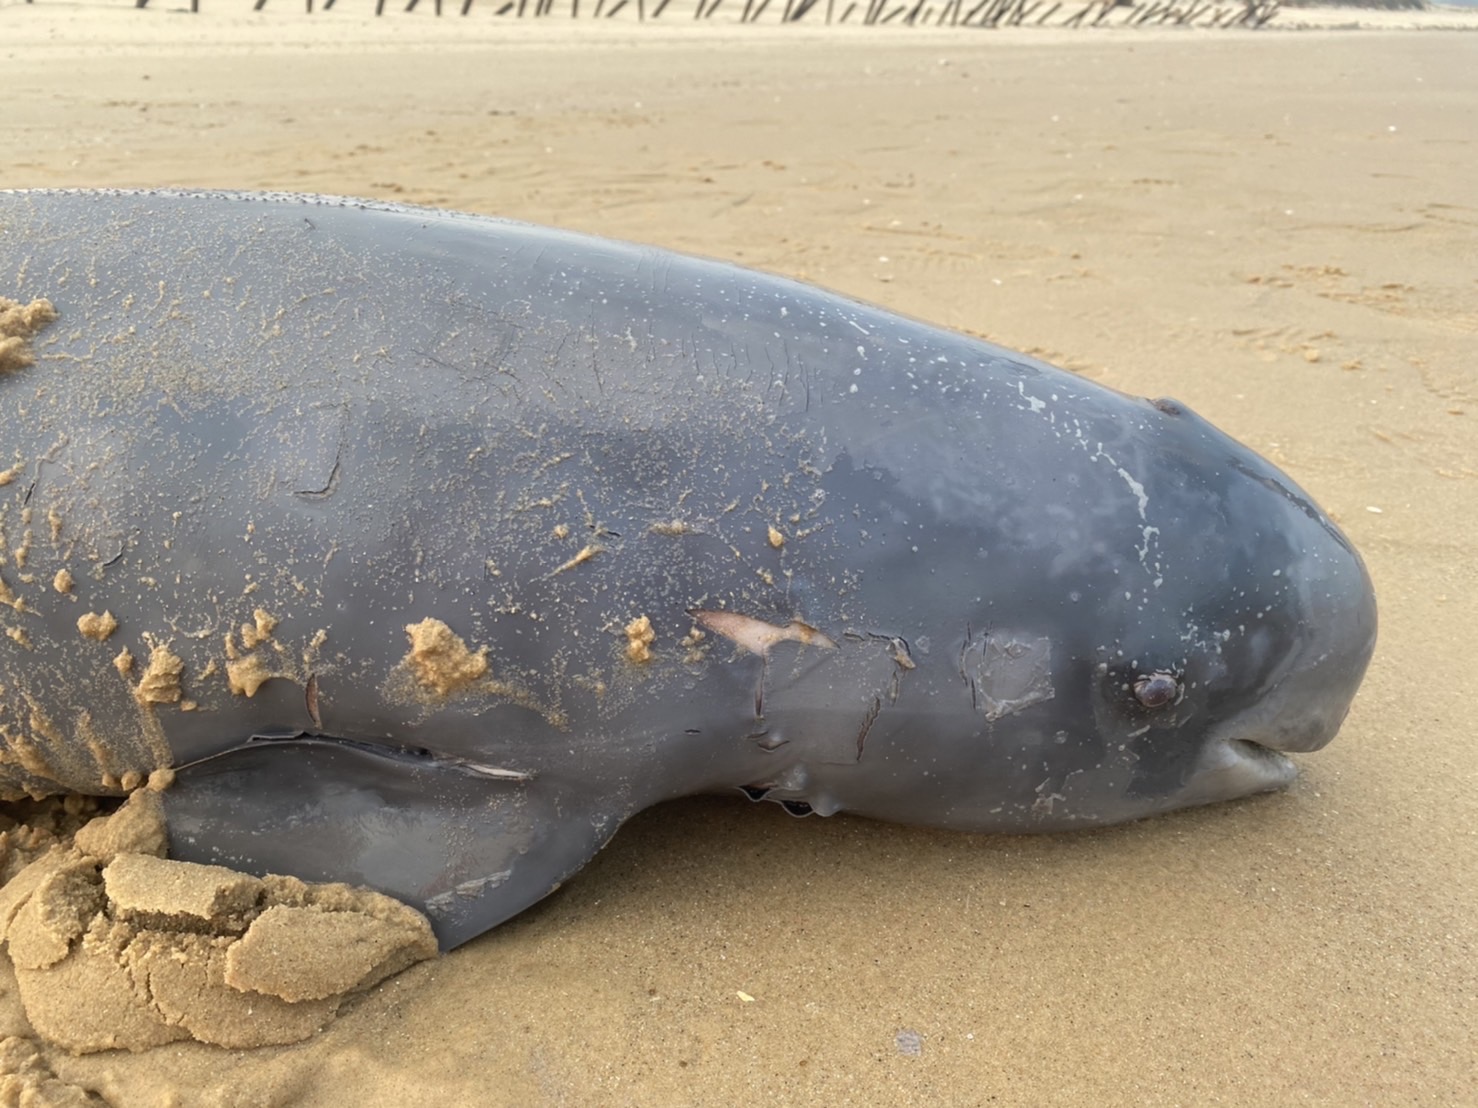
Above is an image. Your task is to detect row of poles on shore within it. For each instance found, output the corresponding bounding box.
[113,0,1282,27]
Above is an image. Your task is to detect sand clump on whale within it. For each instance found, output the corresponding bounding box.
[0,298,58,376]
[0,782,438,1054]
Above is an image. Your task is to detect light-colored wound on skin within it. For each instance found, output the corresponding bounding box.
[624,616,656,664]
[403,618,489,696]
[77,611,118,642]
[690,610,837,657]
[0,298,59,374]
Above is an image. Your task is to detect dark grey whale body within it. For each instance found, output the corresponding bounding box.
[0,190,1376,948]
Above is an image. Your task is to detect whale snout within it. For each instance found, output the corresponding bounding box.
[1252,542,1377,755]
[1204,455,1378,762]
[1136,397,1377,808]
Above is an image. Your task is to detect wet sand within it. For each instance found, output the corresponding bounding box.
[1,7,1475,1106]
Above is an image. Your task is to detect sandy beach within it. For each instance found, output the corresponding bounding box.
[1,5,1475,1105]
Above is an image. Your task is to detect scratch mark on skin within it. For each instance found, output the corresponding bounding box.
[882,635,915,702]
[101,532,135,569]
[587,308,605,398]
[447,760,534,782]
[410,350,465,374]
[693,612,838,727]
[961,630,1055,722]
[856,696,882,758]
[424,872,515,916]
[852,630,916,702]
[883,636,914,672]
[295,455,342,501]
[688,610,837,657]
[305,673,322,728]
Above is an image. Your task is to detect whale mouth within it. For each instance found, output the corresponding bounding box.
[1220,738,1299,795]
[1227,738,1296,773]
[1178,737,1299,807]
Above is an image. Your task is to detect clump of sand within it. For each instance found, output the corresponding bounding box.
[402,617,489,696]
[0,1035,103,1106]
[0,788,438,1054]
[0,297,58,374]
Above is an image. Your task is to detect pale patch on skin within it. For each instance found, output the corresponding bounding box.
[690,610,837,657]
[960,632,1054,722]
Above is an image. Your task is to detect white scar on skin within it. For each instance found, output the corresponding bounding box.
[689,610,837,657]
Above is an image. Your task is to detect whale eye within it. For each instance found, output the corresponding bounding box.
[1133,672,1182,710]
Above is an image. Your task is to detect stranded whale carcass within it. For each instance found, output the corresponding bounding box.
[0,190,1376,949]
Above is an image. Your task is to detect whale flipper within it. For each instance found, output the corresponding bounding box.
[161,736,624,950]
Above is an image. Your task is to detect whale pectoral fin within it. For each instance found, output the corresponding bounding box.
[160,735,624,951]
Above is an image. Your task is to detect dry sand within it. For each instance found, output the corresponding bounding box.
[1,6,1475,1106]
